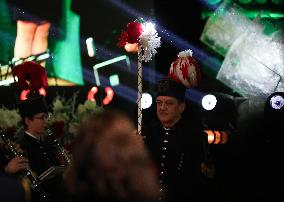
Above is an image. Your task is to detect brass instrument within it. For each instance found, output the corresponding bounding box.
[47,128,72,165]
[0,129,48,199]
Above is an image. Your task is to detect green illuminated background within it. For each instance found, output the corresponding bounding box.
[0,0,83,85]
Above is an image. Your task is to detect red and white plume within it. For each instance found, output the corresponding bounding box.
[168,49,201,88]
[117,19,161,62]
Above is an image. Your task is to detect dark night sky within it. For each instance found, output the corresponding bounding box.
[154,0,206,73]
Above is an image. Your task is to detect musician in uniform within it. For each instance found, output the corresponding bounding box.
[17,95,66,202]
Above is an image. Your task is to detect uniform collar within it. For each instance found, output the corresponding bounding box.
[25,131,40,140]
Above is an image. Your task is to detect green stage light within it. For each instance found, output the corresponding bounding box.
[93,55,130,86]
[245,10,284,18]
[52,0,83,85]
[271,0,284,4]
[109,74,120,86]
[255,0,268,4]
[202,9,284,20]
[238,0,252,4]
[207,0,222,4]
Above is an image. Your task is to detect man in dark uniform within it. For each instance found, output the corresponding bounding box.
[17,95,65,202]
[142,78,210,202]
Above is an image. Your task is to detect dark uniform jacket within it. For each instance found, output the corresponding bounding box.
[143,116,209,202]
[18,132,65,202]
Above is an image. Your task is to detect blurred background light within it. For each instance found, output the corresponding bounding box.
[270,95,284,109]
[200,0,284,98]
[265,91,284,111]
[109,74,120,87]
[255,0,268,4]
[141,93,152,109]
[238,0,253,4]
[206,0,222,4]
[87,86,99,102]
[270,94,284,110]
[102,86,114,106]
[86,37,96,57]
[271,0,284,4]
[202,94,217,110]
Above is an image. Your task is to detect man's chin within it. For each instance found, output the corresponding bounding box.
[158,116,169,124]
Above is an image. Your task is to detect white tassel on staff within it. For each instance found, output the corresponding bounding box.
[117,19,161,135]
[137,22,161,135]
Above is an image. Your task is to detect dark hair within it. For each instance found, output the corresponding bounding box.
[65,110,159,201]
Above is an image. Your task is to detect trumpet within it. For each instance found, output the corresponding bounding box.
[47,128,72,165]
[0,129,48,199]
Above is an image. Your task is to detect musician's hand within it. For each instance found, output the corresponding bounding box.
[13,143,24,154]
[4,156,29,174]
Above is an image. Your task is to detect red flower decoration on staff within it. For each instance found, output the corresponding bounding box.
[12,61,48,91]
[117,21,143,47]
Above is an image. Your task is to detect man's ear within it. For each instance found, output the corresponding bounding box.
[24,117,31,126]
[180,102,186,113]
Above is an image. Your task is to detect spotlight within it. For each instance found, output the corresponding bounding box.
[141,93,152,109]
[263,92,284,133]
[202,94,217,110]
[265,92,284,115]
[200,92,237,131]
[269,94,284,110]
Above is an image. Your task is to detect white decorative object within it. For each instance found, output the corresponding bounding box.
[139,22,161,62]
[217,28,284,98]
[200,1,261,56]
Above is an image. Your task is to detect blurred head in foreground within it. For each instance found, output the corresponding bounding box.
[65,110,159,202]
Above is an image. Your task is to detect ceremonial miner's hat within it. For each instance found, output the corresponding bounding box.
[156,78,186,101]
[18,95,48,118]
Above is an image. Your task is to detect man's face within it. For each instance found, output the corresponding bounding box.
[156,96,185,127]
[25,112,48,136]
